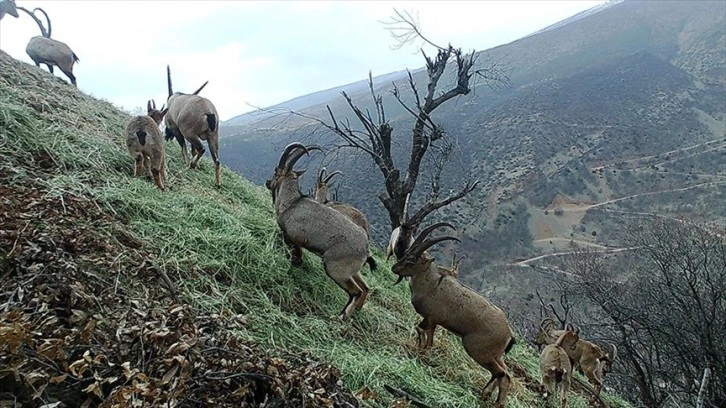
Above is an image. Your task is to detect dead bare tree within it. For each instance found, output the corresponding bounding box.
[300,9,509,239]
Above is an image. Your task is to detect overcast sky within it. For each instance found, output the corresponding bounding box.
[0,1,606,121]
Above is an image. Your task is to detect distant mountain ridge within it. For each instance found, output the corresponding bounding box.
[222,69,418,128]
[218,0,725,289]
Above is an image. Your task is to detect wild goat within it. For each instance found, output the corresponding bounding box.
[19,6,79,87]
[391,222,516,408]
[539,329,579,408]
[437,252,466,280]
[535,317,618,396]
[265,143,370,321]
[125,100,168,191]
[0,0,19,20]
[164,65,221,187]
[312,167,377,271]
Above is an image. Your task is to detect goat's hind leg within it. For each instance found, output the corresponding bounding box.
[133,153,144,177]
[324,261,364,321]
[186,136,206,169]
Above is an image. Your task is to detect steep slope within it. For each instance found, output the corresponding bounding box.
[0,52,631,407]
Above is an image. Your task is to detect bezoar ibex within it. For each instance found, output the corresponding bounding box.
[265,143,371,321]
[17,6,79,87]
[534,317,618,396]
[539,329,579,408]
[391,222,516,408]
[312,167,376,272]
[125,100,168,191]
[164,65,221,187]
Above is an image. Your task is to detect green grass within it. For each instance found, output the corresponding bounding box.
[0,51,631,408]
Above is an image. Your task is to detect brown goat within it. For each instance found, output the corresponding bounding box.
[534,317,617,396]
[392,222,516,408]
[265,143,370,321]
[125,100,168,190]
[539,329,579,408]
[312,167,377,271]
[164,65,220,187]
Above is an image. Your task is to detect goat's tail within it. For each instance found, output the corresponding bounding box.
[72,53,79,63]
[164,127,175,142]
[206,113,217,132]
[167,65,173,99]
[136,130,147,146]
[548,367,565,383]
[505,336,516,354]
[366,255,377,271]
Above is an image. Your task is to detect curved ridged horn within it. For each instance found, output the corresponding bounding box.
[393,275,404,286]
[324,170,342,183]
[277,143,307,169]
[610,343,618,362]
[318,167,327,183]
[409,222,456,252]
[286,145,321,170]
[411,235,461,259]
[540,317,556,332]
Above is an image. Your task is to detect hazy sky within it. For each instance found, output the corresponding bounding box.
[0,1,606,121]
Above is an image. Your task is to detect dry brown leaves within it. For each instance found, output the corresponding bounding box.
[0,171,358,407]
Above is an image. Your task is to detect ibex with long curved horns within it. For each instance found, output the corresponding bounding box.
[391,222,516,408]
[265,143,371,321]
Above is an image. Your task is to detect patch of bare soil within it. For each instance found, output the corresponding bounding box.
[0,169,358,407]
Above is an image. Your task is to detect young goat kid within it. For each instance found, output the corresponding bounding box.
[539,329,579,408]
[164,65,221,187]
[391,223,516,408]
[265,143,370,321]
[534,317,618,396]
[125,100,168,190]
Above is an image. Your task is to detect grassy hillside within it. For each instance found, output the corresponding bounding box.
[0,51,629,407]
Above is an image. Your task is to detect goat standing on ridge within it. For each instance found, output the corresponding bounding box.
[265,143,370,321]
[164,65,221,187]
[391,222,516,408]
[17,6,79,87]
[125,100,168,191]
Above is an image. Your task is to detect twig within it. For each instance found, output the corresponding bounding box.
[383,384,432,408]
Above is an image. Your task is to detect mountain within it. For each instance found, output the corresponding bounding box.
[218,0,726,273]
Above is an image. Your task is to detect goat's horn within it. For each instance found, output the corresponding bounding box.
[278,143,307,168]
[393,275,404,286]
[147,100,152,112]
[286,144,321,170]
[410,222,456,251]
[540,317,556,331]
[412,235,461,259]
[152,99,157,110]
[192,80,209,96]
[610,343,617,361]
[318,167,327,183]
[324,170,342,183]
